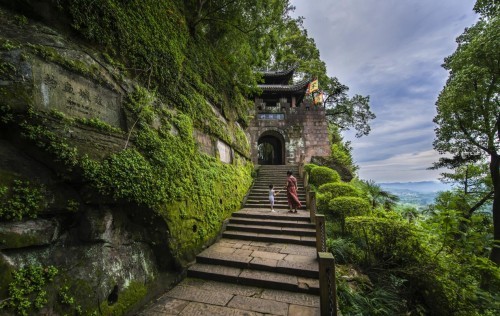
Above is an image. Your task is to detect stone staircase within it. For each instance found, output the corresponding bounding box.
[187,165,319,295]
[244,165,306,210]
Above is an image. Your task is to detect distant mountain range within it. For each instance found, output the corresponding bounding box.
[378,181,453,207]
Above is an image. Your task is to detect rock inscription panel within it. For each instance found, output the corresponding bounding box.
[32,58,123,129]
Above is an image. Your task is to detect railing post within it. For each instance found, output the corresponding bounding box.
[315,214,326,253]
[304,170,309,189]
[298,154,305,178]
[309,191,316,224]
[318,252,337,316]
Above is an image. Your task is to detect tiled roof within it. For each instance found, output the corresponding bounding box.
[260,66,297,77]
[258,78,310,92]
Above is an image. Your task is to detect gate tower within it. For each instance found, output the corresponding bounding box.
[248,67,331,165]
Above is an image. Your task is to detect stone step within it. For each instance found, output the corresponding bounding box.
[252,179,303,183]
[232,209,311,221]
[187,263,319,294]
[226,223,316,237]
[245,197,306,203]
[250,186,304,191]
[195,249,319,278]
[244,203,308,210]
[222,231,316,246]
[229,217,315,229]
[247,188,305,193]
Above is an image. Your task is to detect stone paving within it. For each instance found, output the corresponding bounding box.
[139,234,321,315]
[138,178,321,315]
[138,278,320,316]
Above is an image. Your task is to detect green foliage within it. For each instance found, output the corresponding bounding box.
[98,282,147,316]
[318,182,361,200]
[0,39,20,51]
[0,105,14,123]
[28,44,105,85]
[309,166,340,187]
[303,163,318,174]
[21,121,80,168]
[13,15,28,27]
[328,197,371,234]
[0,265,58,316]
[433,0,499,263]
[266,16,374,137]
[337,276,406,316]
[0,180,46,221]
[317,182,363,214]
[58,285,83,315]
[326,237,363,264]
[75,117,123,134]
[328,124,358,173]
[345,216,423,266]
[355,179,400,211]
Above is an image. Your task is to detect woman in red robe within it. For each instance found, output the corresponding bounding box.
[285,170,302,213]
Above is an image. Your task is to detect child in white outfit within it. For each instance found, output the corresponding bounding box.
[269,184,280,212]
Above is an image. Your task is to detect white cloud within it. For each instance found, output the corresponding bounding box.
[357,150,448,182]
[291,0,478,182]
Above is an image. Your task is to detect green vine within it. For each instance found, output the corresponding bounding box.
[0,180,46,221]
[0,265,58,316]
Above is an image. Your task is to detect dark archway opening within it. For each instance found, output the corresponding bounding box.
[258,134,284,165]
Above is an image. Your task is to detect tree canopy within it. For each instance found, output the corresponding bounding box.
[261,12,375,137]
[433,0,499,264]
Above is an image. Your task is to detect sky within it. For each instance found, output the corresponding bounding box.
[290,0,479,183]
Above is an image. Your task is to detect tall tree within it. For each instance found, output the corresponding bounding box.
[433,0,499,264]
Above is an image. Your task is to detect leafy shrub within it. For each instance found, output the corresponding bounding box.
[1,265,58,316]
[304,163,318,174]
[345,216,423,265]
[309,166,340,187]
[328,197,371,234]
[337,278,406,316]
[327,237,363,264]
[316,183,363,214]
[318,182,362,200]
[0,180,46,221]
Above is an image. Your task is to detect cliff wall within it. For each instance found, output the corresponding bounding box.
[0,2,253,314]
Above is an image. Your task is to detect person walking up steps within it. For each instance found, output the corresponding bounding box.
[268,184,281,212]
[284,170,302,213]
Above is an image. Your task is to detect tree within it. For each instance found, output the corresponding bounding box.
[433,0,499,264]
[357,180,400,211]
[264,16,375,137]
[323,77,375,137]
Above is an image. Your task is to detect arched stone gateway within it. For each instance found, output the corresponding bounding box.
[258,131,285,165]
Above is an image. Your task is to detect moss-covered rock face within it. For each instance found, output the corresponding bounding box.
[0,2,253,314]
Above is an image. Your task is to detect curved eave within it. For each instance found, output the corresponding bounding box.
[260,66,297,78]
[257,79,310,94]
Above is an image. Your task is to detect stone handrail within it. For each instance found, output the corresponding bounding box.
[309,191,316,224]
[318,252,337,316]
[315,214,326,253]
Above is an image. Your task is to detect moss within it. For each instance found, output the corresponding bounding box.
[0,258,14,299]
[18,84,252,264]
[28,44,110,88]
[74,117,123,134]
[98,281,147,316]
